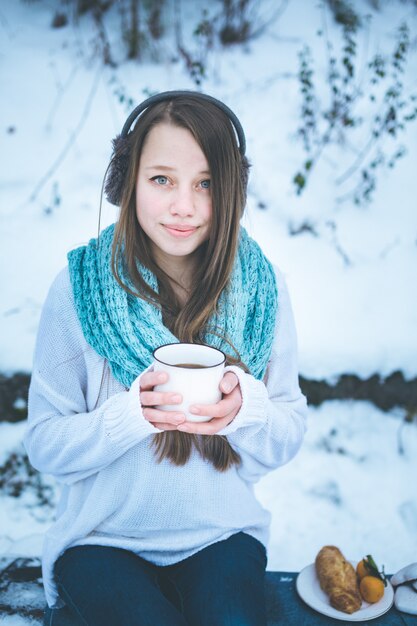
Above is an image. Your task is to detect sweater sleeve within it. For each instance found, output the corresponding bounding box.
[24,268,160,485]
[218,266,308,482]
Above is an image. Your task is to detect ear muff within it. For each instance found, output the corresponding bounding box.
[104,90,249,206]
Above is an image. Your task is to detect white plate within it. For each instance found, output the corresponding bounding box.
[296,562,394,622]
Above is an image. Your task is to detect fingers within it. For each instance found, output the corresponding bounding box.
[140,371,185,430]
[143,407,186,427]
[188,386,241,419]
[219,371,239,395]
[140,369,242,434]
[177,384,242,435]
[152,422,179,431]
[140,371,183,411]
[140,390,182,407]
[140,370,168,391]
[177,414,234,435]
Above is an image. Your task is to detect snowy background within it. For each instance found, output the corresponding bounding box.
[1,0,417,605]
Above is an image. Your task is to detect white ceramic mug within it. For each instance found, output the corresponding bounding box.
[153,343,226,422]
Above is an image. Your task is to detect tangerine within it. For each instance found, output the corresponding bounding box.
[359,576,385,603]
[356,559,371,580]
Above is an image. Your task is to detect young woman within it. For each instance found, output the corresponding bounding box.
[25,90,308,626]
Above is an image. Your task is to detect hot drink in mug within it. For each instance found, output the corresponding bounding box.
[153,343,226,422]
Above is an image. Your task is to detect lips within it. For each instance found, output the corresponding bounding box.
[163,224,198,238]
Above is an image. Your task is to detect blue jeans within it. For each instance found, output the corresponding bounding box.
[47,532,267,626]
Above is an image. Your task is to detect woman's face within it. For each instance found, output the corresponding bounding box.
[136,122,212,273]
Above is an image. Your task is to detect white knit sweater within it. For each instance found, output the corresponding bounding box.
[25,265,308,608]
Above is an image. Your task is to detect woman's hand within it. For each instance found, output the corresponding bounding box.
[139,371,186,431]
[176,371,242,435]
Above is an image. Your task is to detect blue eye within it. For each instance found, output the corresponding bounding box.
[200,179,211,189]
[152,175,168,185]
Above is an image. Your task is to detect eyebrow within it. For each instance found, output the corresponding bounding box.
[145,165,210,175]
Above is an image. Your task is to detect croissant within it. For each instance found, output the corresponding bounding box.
[315,546,362,614]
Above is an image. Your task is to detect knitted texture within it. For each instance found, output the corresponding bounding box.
[67,223,278,388]
[26,266,308,608]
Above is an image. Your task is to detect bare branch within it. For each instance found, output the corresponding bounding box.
[28,64,103,204]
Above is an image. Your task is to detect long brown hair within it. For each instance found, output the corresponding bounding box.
[110,95,248,471]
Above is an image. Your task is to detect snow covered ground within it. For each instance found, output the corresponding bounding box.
[1,400,417,578]
[1,0,417,615]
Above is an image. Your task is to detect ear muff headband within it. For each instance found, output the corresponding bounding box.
[120,90,246,155]
[104,90,248,206]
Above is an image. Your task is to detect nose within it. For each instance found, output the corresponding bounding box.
[169,185,196,217]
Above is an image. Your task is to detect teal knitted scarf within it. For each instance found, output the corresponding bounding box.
[68,223,277,388]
